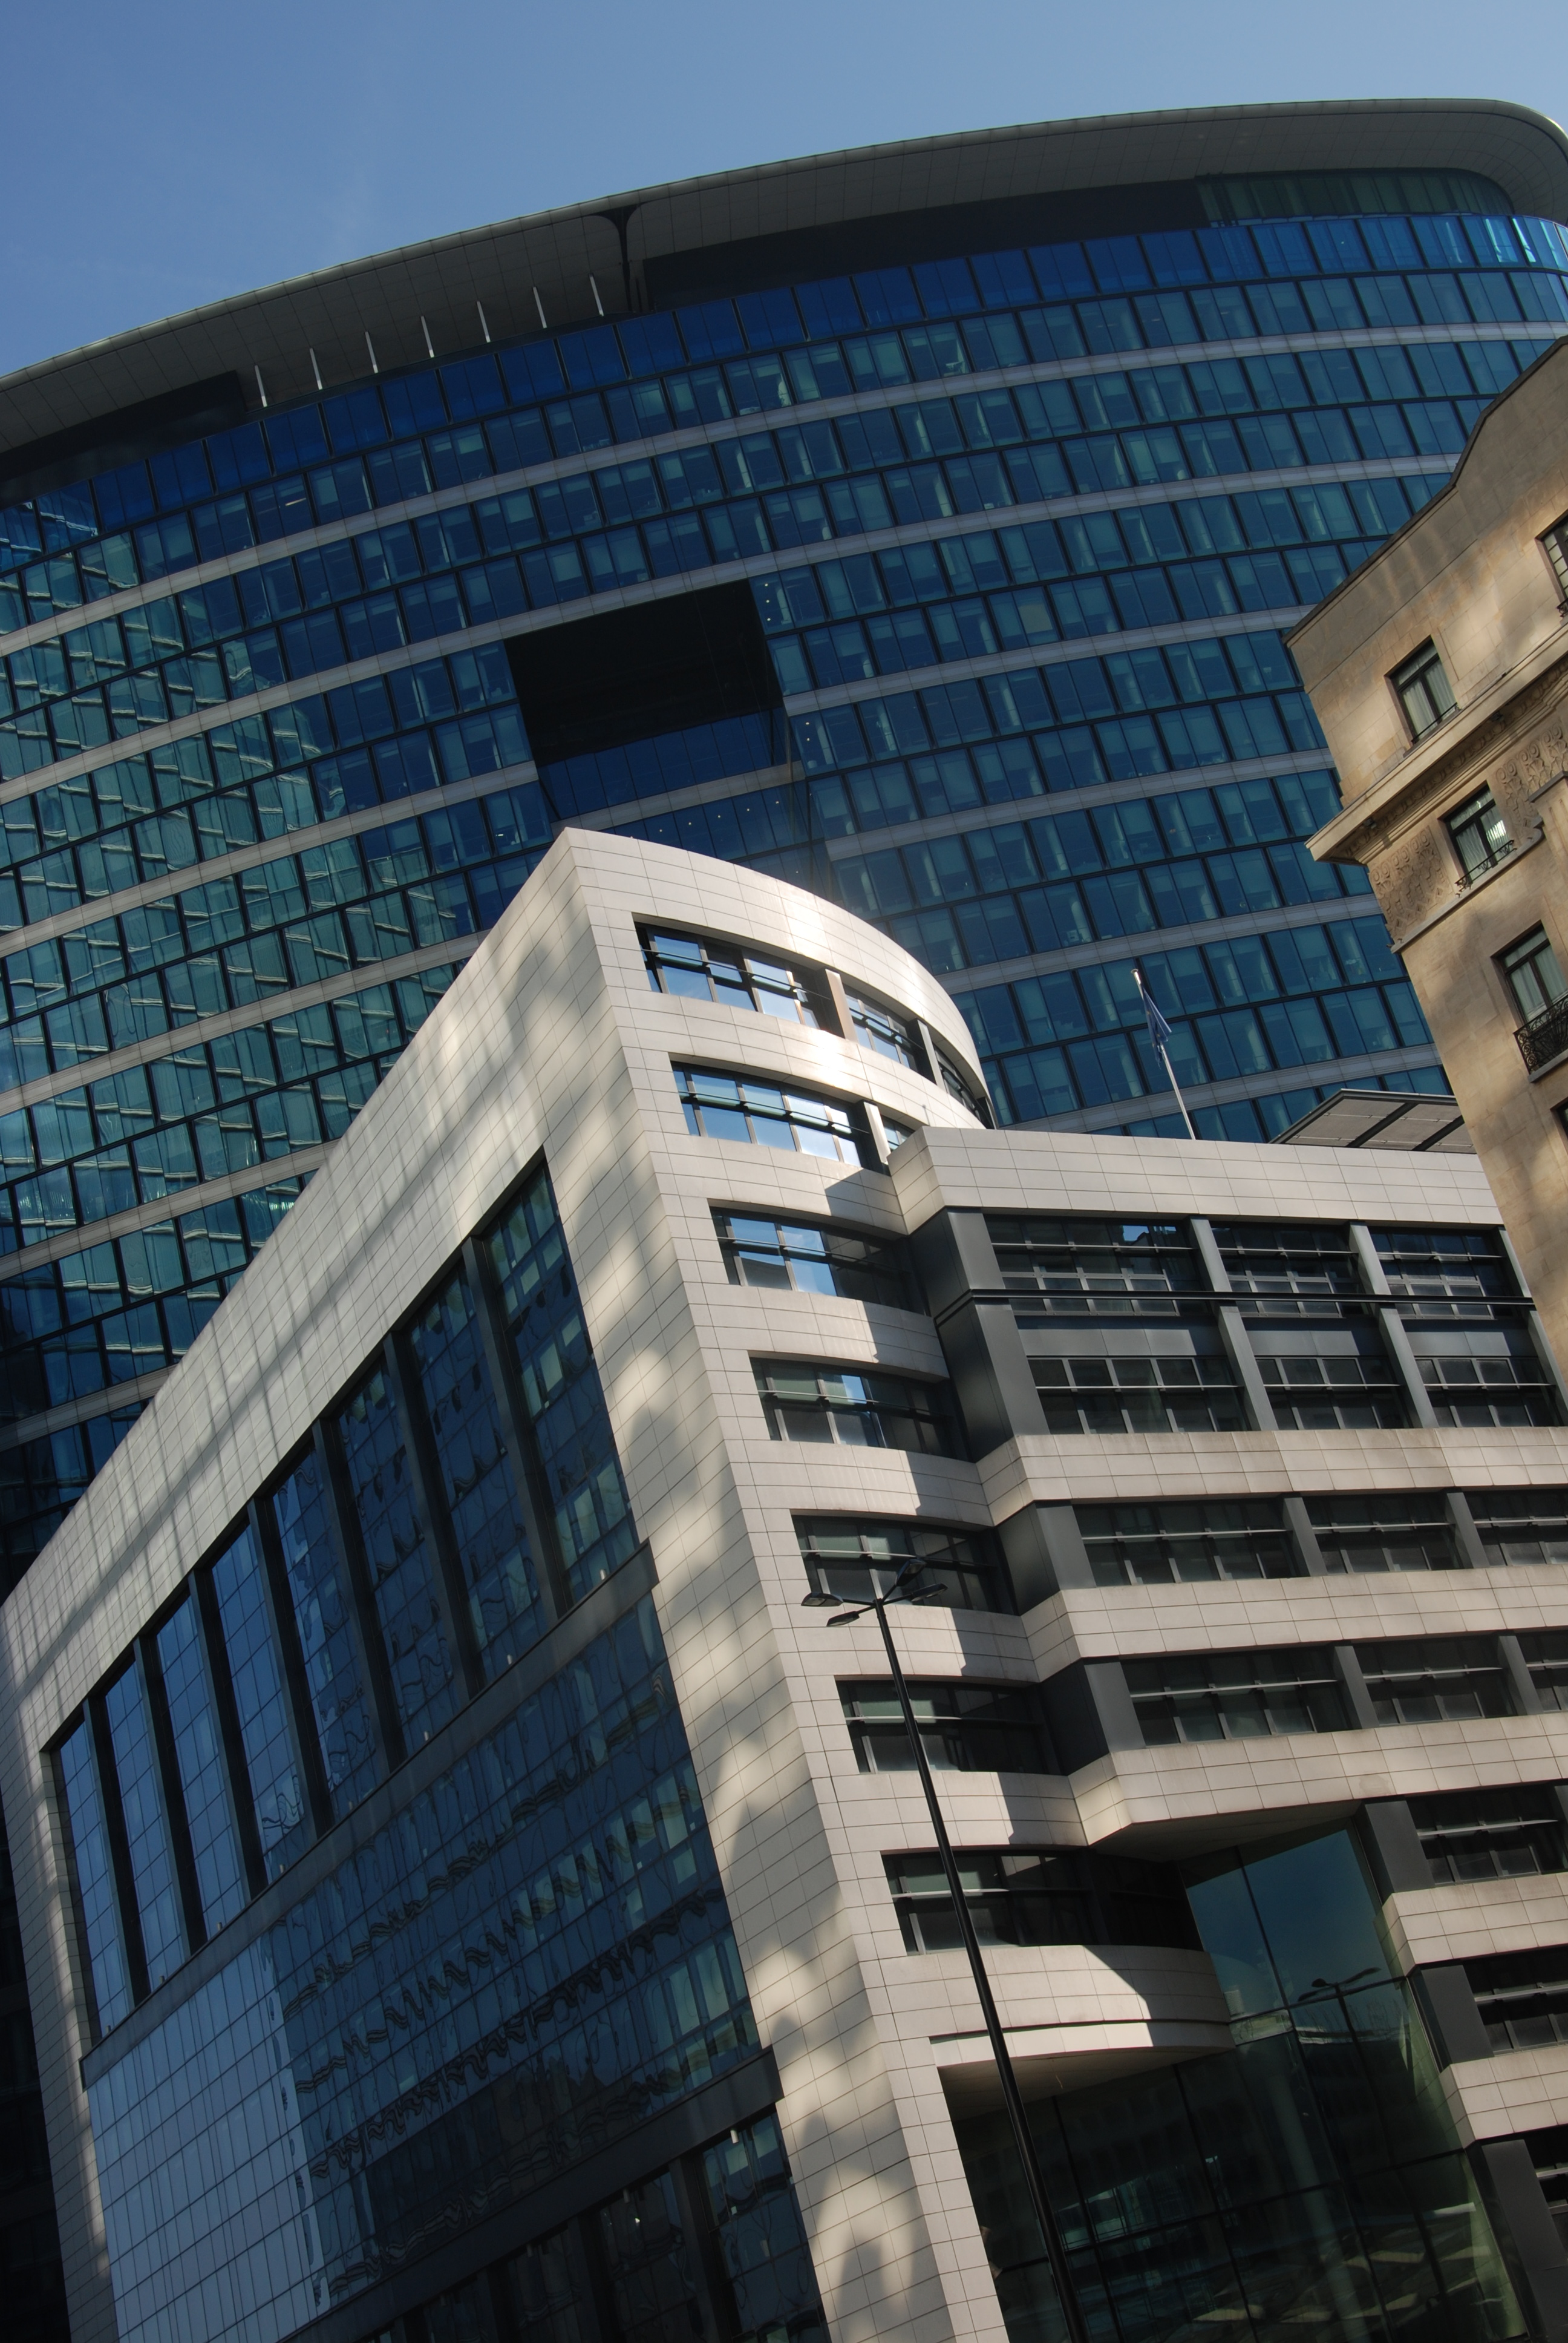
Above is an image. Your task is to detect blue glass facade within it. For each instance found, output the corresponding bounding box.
[54,1163,826,2343]
[2,166,1567,1581]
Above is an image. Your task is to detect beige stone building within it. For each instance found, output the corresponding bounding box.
[1295,336,1568,1366]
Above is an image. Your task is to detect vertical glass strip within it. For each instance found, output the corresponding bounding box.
[338,1365,458,1745]
[702,2112,828,2343]
[487,1170,638,1601]
[272,1452,381,1814]
[209,1528,309,1883]
[58,1721,131,2033]
[102,1664,185,1990]
[154,1594,246,1936]
[408,1271,542,1677]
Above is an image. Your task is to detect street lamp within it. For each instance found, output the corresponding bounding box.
[802,1559,1094,2343]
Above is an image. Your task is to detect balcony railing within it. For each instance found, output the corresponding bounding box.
[1517,994,1568,1073]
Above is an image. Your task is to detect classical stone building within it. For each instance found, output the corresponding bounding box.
[1294,335,1568,1370]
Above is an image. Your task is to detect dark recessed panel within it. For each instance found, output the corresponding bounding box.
[505,582,781,765]
[643,180,1208,307]
[0,373,248,502]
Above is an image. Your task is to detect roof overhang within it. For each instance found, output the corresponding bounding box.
[3,97,1566,464]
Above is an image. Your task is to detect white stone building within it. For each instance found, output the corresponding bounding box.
[8,829,1568,2343]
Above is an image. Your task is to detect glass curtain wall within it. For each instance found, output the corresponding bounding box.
[48,1162,824,2343]
[4,195,1568,1568]
[959,1826,1526,2343]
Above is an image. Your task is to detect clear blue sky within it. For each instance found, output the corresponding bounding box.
[4,0,1567,379]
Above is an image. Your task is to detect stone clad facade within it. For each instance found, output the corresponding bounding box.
[1295,334,1568,1367]
[10,830,1568,2342]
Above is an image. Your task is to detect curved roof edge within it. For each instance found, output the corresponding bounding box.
[2,96,1565,460]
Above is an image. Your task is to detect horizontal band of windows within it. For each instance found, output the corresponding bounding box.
[0,421,1443,813]
[3,1175,309,1431]
[1,790,541,1072]
[1413,1785,1568,1884]
[2,960,468,1260]
[884,912,1413,1121]
[1091,1060,1449,1147]
[841,1677,1056,1773]
[644,926,982,1111]
[885,1845,1198,1953]
[2,929,481,1121]
[1125,1632,1568,1743]
[753,1358,964,1457]
[714,1210,923,1312]
[674,1064,901,1165]
[3,228,1556,617]
[797,1514,1004,1613]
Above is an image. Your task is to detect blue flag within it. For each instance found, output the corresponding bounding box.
[1134,963,1172,1053]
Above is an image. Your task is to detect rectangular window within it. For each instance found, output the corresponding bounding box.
[208,1527,310,1880]
[1356,1635,1515,1725]
[1124,1647,1348,1743]
[675,1066,877,1164]
[270,1450,381,1814]
[486,1166,638,1601]
[1466,1487,1568,1566]
[338,1368,460,1748]
[57,1720,132,2034]
[1373,1225,1521,1316]
[1541,512,1568,604]
[1076,1498,1297,1585]
[1521,1631,1568,1709]
[153,1595,246,1936]
[1446,788,1511,881]
[1253,1339,1409,1430]
[844,989,929,1073]
[1390,641,1456,739]
[1411,1786,1568,1884]
[408,1270,542,1676]
[935,1047,992,1124]
[990,1216,1207,1317]
[1417,1331,1562,1427]
[796,1515,1006,1613]
[714,1210,923,1311]
[1031,1350,1244,1434]
[1210,1221,1364,1316]
[884,1847,1196,1952]
[1503,924,1568,1021]
[840,1679,1053,1773]
[642,926,830,1024]
[1308,1493,1459,1572]
[102,1662,185,1990]
[754,1359,963,1454]
[1466,1945,1568,2052]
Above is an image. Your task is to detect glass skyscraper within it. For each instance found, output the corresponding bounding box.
[2,108,1567,1587]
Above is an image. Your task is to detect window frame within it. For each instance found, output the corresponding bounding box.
[1540,510,1568,608]
[1443,786,1512,883]
[713,1208,924,1311]
[753,1357,965,1455]
[673,1061,881,1165]
[1500,923,1568,1025]
[1389,639,1457,742]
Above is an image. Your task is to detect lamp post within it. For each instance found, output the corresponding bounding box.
[802,1559,1094,2343]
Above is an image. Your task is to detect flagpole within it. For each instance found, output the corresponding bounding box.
[1133,963,1199,1141]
